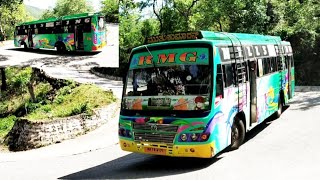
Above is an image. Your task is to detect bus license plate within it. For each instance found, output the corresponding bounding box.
[144,147,166,155]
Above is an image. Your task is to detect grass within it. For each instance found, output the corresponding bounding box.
[0,116,17,139]
[26,84,117,121]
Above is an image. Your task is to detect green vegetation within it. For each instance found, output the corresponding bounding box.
[26,84,116,121]
[0,67,116,140]
[0,0,33,40]
[40,0,94,19]
[119,0,320,85]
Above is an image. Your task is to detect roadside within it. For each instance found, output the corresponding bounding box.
[0,106,120,162]
[0,40,13,48]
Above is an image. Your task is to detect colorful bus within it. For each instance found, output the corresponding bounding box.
[119,31,295,158]
[14,12,106,52]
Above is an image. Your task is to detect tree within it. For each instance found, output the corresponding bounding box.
[40,0,94,19]
[0,68,7,92]
[101,0,119,23]
[0,0,29,40]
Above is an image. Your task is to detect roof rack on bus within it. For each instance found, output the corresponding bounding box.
[144,31,203,44]
[144,31,282,45]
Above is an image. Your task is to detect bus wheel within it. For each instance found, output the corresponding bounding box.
[229,117,245,150]
[275,98,283,118]
[56,43,66,53]
[23,42,27,49]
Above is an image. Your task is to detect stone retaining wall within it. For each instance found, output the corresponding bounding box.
[5,102,119,151]
[89,69,122,81]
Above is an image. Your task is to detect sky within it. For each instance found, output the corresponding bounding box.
[23,0,102,11]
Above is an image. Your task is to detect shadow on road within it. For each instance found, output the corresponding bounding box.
[288,92,320,111]
[60,105,291,179]
[242,105,290,145]
[6,48,100,56]
[59,153,222,179]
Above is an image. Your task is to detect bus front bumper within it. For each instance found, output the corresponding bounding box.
[119,139,215,158]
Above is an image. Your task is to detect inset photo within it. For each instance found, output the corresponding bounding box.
[0,0,119,70]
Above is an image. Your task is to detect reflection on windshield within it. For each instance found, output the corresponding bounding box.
[125,65,211,96]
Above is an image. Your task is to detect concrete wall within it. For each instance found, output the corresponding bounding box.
[295,86,320,92]
[6,102,119,151]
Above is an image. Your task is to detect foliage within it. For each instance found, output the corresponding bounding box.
[40,0,94,19]
[0,116,17,139]
[118,0,320,85]
[26,84,116,121]
[5,67,32,94]
[101,0,119,23]
[0,2,33,40]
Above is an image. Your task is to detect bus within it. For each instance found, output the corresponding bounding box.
[14,12,106,52]
[119,31,295,158]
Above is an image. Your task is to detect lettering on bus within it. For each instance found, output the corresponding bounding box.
[138,52,198,66]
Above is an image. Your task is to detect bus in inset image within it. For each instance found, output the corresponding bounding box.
[14,12,106,52]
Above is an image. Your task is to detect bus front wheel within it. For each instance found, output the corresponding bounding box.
[229,117,245,150]
[275,98,283,119]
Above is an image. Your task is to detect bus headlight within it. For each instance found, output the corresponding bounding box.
[191,133,198,141]
[180,134,188,141]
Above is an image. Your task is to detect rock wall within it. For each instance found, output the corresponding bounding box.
[5,102,119,151]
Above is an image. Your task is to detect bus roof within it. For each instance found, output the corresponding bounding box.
[17,12,102,26]
[144,31,283,46]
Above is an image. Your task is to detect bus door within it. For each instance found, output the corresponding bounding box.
[249,59,258,124]
[27,29,33,48]
[75,25,84,50]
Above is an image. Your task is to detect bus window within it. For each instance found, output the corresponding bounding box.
[83,18,91,33]
[216,64,223,97]
[258,59,263,77]
[263,58,270,75]
[284,56,289,69]
[223,64,235,87]
[98,17,105,31]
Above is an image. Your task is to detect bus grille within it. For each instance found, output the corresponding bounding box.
[132,123,179,144]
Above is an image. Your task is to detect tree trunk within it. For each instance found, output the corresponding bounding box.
[1,67,7,91]
[27,69,36,102]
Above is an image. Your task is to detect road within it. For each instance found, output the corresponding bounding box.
[0,23,123,99]
[0,91,319,180]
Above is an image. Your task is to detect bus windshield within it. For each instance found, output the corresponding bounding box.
[122,46,212,112]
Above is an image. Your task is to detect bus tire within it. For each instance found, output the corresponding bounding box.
[56,43,66,53]
[275,98,283,119]
[22,42,27,49]
[229,117,245,150]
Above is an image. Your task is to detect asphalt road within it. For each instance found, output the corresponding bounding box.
[0,91,319,180]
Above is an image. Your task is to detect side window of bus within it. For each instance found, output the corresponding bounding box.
[222,64,234,88]
[68,25,75,33]
[284,56,289,69]
[98,17,105,31]
[257,59,263,77]
[270,57,278,72]
[262,58,270,75]
[216,64,223,97]
[83,18,92,33]
[277,56,283,71]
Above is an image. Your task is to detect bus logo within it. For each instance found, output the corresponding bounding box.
[151,124,157,131]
